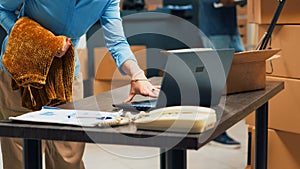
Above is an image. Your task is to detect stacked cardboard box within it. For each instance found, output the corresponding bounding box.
[237,5,248,49]
[77,49,88,80]
[237,17,248,47]
[77,46,147,95]
[260,25,300,79]
[246,76,300,134]
[145,0,163,10]
[246,0,300,168]
[247,126,300,169]
[93,46,147,94]
[248,0,300,24]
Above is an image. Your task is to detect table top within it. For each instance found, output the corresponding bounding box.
[0,78,284,150]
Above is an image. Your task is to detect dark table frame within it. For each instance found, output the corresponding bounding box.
[0,79,283,169]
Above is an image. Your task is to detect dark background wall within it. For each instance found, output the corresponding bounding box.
[0,26,6,53]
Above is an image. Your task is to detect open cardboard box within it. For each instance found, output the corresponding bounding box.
[226,49,281,94]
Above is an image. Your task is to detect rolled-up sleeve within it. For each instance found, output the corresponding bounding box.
[0,0,24,34]
[100,0,137,75]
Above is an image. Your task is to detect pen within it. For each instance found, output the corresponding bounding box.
[67,109,123,119]
[75,116,113,120]
[67,114,113,120]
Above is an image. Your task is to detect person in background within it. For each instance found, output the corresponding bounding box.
[198,0,246,149]
[0,1,159,169]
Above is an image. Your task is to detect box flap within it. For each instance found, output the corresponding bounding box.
[233,49,281,64]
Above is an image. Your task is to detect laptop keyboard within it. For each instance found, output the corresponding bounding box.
[113,100,157,111]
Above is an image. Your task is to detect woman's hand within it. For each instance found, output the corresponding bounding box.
[124,79,160,103]
[55,38,72,58]
[120,60,160,102]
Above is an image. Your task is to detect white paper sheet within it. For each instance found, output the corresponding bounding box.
[9,107,122,127]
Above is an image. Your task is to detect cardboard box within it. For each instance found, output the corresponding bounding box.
[94,46,146,81]
[77,49,88,80]
[237,18,248,45]
[226,49,280,94]
[247,126,300,169]
[145,0,162,5]
[248,0,300,24]
[245,111,255,126]
[237,5,247,16]
[246,125,255,169]
[145,0,163,10]
[258,25,300,79]
[246,76,300,134]
[94,79,129,95]
[268,77,300,134]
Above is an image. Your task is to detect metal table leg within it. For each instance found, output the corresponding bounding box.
[160,148,187,169]
[255,102,268,169]
[23,139,42,169]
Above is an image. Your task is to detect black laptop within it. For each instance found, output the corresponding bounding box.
[112,48,235,111]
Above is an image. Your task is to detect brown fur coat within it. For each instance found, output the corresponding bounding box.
[2,17,75,110]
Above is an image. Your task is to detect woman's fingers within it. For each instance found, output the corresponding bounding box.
[123,93,135,103]
[153,85,161,89]
[56,38,72,58]
[123,81,160,102]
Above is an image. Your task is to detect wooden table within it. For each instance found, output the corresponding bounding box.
[0,78,284,169]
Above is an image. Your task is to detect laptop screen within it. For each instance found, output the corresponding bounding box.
[112,48,234,111]
[156,48,234,108]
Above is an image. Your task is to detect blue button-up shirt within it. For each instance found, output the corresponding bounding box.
[0,0,136,76]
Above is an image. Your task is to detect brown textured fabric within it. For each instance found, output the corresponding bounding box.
[2,17,75,110]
